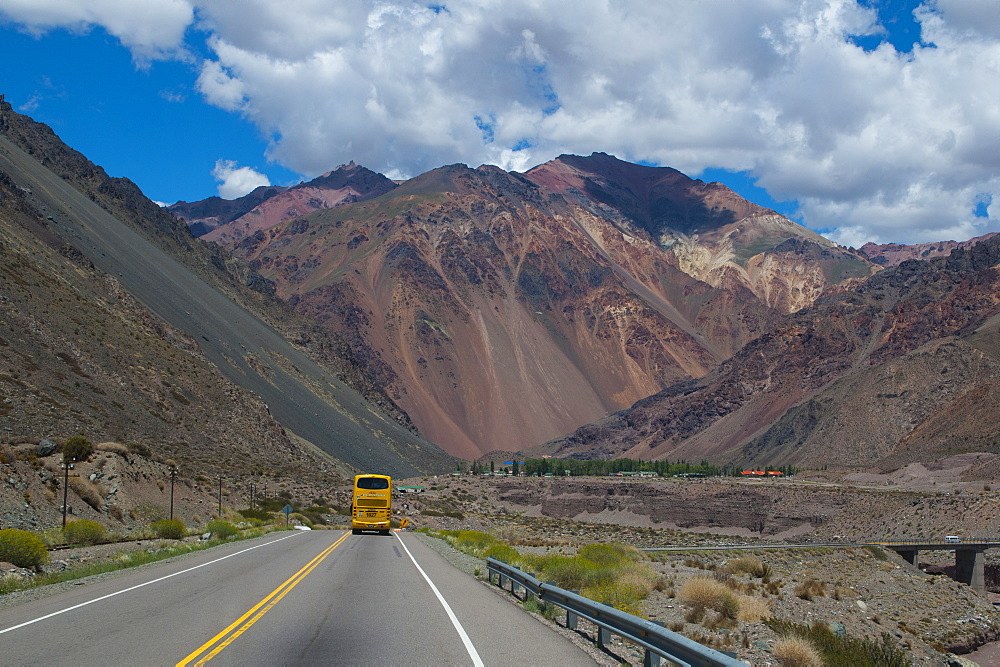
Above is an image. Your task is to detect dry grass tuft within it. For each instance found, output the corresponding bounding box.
[794,579,826,600]
[69,477,105,511]
[735,593,772,623]
[95,441,130,455]
[680,576,731,608]
[771,636,823,666]
[729,554,773,579]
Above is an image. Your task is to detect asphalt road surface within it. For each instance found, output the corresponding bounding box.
[0,134,451,477]
[0,531,597,665]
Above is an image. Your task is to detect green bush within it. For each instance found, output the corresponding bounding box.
[206,520,238,540]
[767,619,910,667]
[62,520,107,546]
[62,435,93,462]
[0,529,49,569]
[238,508,272,522]
[151,519,186,539]
[484,543,520,564]
[577,542,642,565]
[528,554,602,591]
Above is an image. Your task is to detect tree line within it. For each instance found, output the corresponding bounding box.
[470,458,798,477]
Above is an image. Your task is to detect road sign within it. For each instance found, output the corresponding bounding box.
[282,504,294,524]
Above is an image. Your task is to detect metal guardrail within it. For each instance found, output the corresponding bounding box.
[486,558,747,667]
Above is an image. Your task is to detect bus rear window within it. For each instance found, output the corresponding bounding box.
[357,477,389,490]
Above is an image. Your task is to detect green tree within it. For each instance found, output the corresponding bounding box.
[62,435,93,462]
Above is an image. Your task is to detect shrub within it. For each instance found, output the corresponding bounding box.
[767,619,910,667]
[484,543,520,564]
[729,555,772,579]
[127,442,151,458]
[63,520,107,546]
[0,529,49,569]
[238,508,273,522]
[530,554,600,590]
[772,637,823,667]
[862,545,888,561]
[490,524,521,542]
[577,542,642,565]
[68,477,104,511]
[206,520,238,540]
[735,593,772,623]
[151,519,186,539]
[95,441,129,456]
[794,579,826,600]
[62,435,93,462]
[679,576,736,615]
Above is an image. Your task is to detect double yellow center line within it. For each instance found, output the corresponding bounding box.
[177,531,350,666]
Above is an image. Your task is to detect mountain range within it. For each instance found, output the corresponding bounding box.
[5,94,998,476]
[176,150,876,460]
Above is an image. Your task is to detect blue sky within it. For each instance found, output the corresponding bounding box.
[1,0,998,247]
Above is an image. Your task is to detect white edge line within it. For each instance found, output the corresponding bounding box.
[0,531,304,636]
[394,533,485,667]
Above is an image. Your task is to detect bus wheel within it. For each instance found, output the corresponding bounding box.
[380,529,390,536]
[352,528,361,535]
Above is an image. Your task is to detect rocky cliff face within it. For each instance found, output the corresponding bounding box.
[541,236,1000,469]
[859,233,999,266]
[228,154,873,459]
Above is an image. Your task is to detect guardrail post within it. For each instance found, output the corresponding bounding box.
[643,621,664,667]
[566,609,579,630]
[597,624,611,648]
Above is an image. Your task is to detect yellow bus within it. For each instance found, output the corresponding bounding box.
[351,474,392,535]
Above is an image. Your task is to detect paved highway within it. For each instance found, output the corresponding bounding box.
[0,531,596,665]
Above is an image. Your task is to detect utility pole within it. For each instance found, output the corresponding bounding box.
[218,474,223,517]
[61,458,75,528]
[169,467,178,520]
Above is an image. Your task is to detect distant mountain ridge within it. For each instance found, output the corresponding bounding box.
[169,162,397,244]
[859,233,999,266]
[219,152,875,459]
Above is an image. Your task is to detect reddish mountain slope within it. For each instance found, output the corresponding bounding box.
[170,162,397,244]
[540,237,1000,470]
[168,184,288,236]
[228,155,873,459]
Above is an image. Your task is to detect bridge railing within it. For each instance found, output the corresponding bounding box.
[486,557,746,667]
[865,539,1000,546]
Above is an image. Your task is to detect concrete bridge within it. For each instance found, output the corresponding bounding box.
[871,540,1000,594]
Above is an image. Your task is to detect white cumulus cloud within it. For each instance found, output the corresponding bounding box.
[3,0,1000,244]
[0,0,193,60]
[211,159,270,199]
